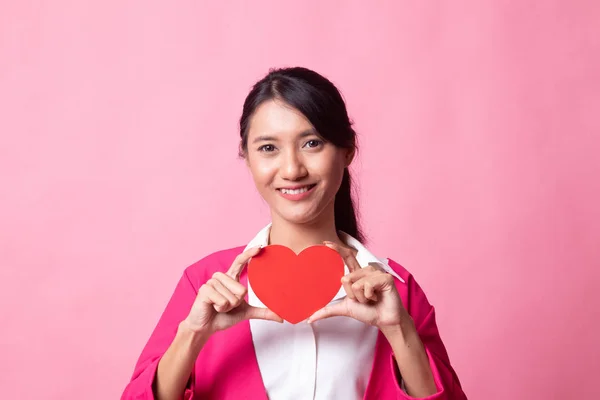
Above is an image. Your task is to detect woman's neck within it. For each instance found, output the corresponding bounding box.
[268,212,344,254]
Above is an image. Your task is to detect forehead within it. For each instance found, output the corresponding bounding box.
[247,99,314,140]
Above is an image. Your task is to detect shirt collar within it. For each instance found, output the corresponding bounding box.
[243,223,404,285]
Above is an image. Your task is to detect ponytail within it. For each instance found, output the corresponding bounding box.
[334,168,364,243]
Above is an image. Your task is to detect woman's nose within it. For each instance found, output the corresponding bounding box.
[280,149,308,180]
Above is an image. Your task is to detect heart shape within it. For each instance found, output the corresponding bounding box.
[248,244,345,324]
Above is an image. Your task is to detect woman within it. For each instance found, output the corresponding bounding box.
[121,67,467,400]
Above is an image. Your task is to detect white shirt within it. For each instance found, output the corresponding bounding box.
[245,224,405,400]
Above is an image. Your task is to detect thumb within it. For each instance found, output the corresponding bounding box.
[307,300,349,323]
[244,304,284,323]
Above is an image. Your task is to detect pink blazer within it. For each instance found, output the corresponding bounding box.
[121,247,467,400]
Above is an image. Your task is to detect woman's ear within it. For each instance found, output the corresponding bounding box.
[344,147,356,167]
[239,144,249,166]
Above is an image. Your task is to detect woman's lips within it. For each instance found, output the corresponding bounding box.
[277,184,316,201]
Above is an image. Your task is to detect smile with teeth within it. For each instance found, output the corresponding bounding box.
[279,185,315,194]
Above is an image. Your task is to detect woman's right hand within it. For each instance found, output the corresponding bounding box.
[183,246,283,335]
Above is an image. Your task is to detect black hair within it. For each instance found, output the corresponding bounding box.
[239,67,364,242]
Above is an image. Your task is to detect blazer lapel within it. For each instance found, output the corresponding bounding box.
[230,270,268,400]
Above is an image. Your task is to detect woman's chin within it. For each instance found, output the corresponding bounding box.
[280,214,314,225]
[275,208,321,226]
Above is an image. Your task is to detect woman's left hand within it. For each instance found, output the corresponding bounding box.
[307,241,411,332]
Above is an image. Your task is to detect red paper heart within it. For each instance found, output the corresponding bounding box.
[248,244,345,324]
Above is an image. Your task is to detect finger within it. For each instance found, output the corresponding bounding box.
[363,280,378,301]
[323,241,361,272]
[227,246,262,279]
[343,267,373,284]
[307,301,349,323]
[352,280,369,303]
[202,285,231,313]
[354,273,394,298]
[341,275,356,301]
[212,272,248,299]
[342,264,379,301]
[352,273,390,303]
[243,304,284,323]
[368,272,395,291]
[207,278,241,309]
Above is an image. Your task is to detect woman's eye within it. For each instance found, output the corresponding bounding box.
[304,139,323,149]
[258,144,276,152]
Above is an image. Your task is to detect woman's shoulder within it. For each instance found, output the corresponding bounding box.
[181,245,247,289]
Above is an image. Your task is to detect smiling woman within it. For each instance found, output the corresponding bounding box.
[239,68,360,245]
[121,67,468,400]
[243,98,351,238]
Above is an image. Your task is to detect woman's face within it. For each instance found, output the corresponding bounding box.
[245,99,352,226]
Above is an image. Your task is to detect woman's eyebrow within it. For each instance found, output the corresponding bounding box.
[297,129,319,139]
[252,135,277,144]
[252,129,318,144]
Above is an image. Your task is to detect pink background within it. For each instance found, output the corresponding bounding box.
[1,2,599,399]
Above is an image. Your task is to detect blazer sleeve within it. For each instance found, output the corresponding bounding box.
[120,269,199,400]
[389,261,468,400]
